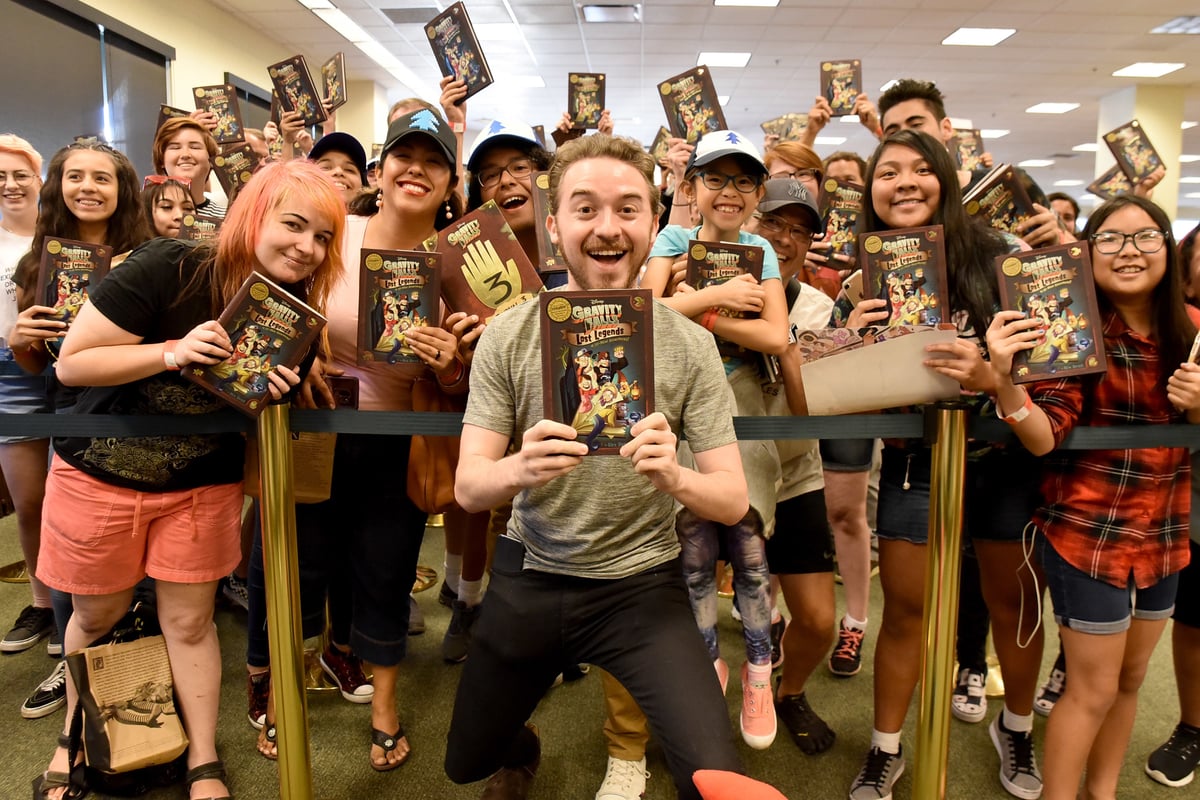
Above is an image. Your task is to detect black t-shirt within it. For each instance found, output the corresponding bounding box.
[53,238,246,492]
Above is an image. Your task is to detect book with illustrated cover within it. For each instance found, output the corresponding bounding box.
[648,126,671,165]
[540,289,654,454]
[320,51,348,112]
[211,143,260,199]
[820,59,862,117]
[433,200,544,323]
[963,164,1037,237]
[1087,164,1132,200]
[685,240,764,359]
[177,212,224,243]
[820,178,864,261]
[156,104,191,135]
[952,128,985,171]
[356,248,442,365]
[426,2,493,102]
[995,243,1106,384]
[1103,119,1164,183]
[192,84,245,146]
[760,113,808,142]
[36,238,112,334]
[859,225,948,329]
[530,172,569,278]
[184,272,326,417]
[567,72,606,129]
[267,55,328,127]
[659,66,726,144]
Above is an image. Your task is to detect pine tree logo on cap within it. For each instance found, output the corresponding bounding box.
[412,109,441,133]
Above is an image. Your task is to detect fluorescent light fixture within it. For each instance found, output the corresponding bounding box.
[839,115,860,123]
[941,27,1015,46]
[1073,142,1099,152]
[1186,192,1200,199]
[313,8,370,42]
[1152,16,1200,34]
[814,136,847,145]
[698,52,751,68]
[715,0,779,5]
[1179,177,1200,184]
[878,79,899,93]
[1018,159,1054,167]
[298,0,334,8]
[1053,180,1084,186]
[581,4,641,23]
[1180,154,1200,163]
[1112,62,1186,78]
[1026,102,1080,114]
[1183,121,1199,130]
[980,129,1009,139]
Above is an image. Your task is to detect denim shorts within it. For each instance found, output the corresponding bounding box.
[0,372,51,445]
[819,438,875,472]
[1172,539,1200,628]
[1038,533,1179,634]
[874,446,1041,545]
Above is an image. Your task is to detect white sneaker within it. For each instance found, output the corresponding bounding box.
[595,755,649,800]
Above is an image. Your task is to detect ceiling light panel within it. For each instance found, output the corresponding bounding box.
[698,52,751,68]
[941,27,1016,46]
[1026,103,1079,114]
[1111,62,1186,78]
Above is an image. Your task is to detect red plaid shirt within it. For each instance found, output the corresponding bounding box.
[1031,311,1191,589]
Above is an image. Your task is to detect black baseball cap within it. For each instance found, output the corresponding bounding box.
[308,132,368,184]
[382,109,458,177]
[758,178,823,237]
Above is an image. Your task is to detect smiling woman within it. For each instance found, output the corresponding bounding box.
[30,159,344,800]
[152,117,222,216]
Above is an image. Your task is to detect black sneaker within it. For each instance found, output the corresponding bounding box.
[849,745,906,800]
[829,621,865,677]
[774,682,835,755]
[46,626,63,658]
[20,660,67,719]
[438,580,457,608]
[1146,722,1200,787]
[989,714,1043,799]
[770,616,786,670]
[1,605,53,653]
[1033,665,1065,717]
[442,600,480,664]
[221,573,249,612]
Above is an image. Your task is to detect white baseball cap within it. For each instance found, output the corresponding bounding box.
[686,130,767,176]
[466,120,541,173]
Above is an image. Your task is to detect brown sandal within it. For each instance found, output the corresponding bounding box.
[369,725,410,772]
[186,760,232,800]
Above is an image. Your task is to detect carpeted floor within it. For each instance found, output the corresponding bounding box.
[0,514,1187,799]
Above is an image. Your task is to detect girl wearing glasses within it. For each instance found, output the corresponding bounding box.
[642,129,788,750]
[142,176,196,239]
[987,195,1200,800]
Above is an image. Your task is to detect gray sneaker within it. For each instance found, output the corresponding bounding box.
[1,605,53,653]
[21,660,67,719]
[989,715,1043,799]
[849,746,905,800]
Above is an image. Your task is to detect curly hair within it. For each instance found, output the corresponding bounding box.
[466,140,553,212]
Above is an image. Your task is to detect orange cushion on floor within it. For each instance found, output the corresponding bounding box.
[692,769,788,799]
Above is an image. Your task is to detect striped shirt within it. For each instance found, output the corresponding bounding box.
[1032,311,1191,589]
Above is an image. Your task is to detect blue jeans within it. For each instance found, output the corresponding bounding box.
[677,508,772,666]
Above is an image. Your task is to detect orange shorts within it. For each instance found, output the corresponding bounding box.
[37,456,243,595]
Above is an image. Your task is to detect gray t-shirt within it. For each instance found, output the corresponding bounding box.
[464,295,738,579]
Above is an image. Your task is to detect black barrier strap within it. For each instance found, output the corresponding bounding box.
[1,410,1199,450]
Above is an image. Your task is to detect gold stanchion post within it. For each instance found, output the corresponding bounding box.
[257,404,315,800]
[913,401,969,799]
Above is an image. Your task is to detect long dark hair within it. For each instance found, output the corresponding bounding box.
[15,141,150,307]
[1081,195,1196,381]
[858,129,1008,338]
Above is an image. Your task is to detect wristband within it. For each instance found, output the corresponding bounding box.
[437,358,465,387]
[996,388,1033,424]
[450,121,465,134]
[701,309,718,332]
[162,340,181,371]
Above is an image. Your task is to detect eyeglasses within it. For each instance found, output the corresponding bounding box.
[755,214,814,242]
[1090,228,1167,255]
[769,168,821,183]
[0,171,36,187]
[477,158,533,189]
[142,174,192,190]
[697,171,763,193]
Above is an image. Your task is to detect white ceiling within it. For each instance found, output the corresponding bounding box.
[210,0,1200,219]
